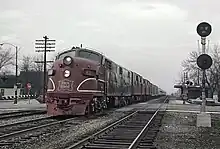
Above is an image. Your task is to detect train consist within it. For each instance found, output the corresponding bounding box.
[46,47,166,116]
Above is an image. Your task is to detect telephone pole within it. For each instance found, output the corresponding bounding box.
[35,36,55,102]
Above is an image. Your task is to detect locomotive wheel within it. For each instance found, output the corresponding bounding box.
[120,97,125,107]
[85,101,95,116]
[124,97,128,106]
[85,106,89,116]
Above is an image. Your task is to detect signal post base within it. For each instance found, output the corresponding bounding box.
[196,112,211,127]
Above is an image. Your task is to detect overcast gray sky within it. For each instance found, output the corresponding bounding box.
[1,0,220,94]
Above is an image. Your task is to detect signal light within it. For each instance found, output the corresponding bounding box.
[196,22,212,37]
[197,54,212,70]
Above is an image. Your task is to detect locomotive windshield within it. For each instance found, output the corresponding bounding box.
[57,50,76,60]
[78,50,101,63]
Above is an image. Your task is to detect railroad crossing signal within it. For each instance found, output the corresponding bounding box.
[196,22,212,37]
[197,54,213,70]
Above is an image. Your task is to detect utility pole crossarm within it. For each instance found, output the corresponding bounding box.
[35,43,55,45]
[35,61,54,63]
[35,50,55,52]
[35,47,55,49]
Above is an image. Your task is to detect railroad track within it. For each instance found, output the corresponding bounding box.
[0,116,84,148]
[65,96,169,149]
[0,110,46,120]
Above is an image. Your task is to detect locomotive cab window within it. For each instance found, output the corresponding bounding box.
[78,50,101,63]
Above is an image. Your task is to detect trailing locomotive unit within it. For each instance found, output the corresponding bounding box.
[46,46,166,116]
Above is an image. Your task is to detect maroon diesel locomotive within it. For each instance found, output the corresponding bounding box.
[46,46,166,116]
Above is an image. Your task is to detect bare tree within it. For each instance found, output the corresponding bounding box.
[32,52,58,71]
[206,44,220,97]
[174,71,185,84]
[20,54,52,72]
[182,43,220,98]
[18,52,58,73]
[182,51,201,84]
[20,55,34,72]
[32,54,44,72]
[0,69,13,75]
[0,47,14,72]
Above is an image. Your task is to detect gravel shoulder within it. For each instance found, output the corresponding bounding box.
[154,111,220,149]
[0,114,48,126]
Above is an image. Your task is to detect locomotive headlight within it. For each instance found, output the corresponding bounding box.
[64,70,71,78]
[63,56,73,66]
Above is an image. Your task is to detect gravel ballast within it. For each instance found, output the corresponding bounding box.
[0,114,48,126]
[154,111,220,149]
[0,97,165,149]
[11,110,131,149]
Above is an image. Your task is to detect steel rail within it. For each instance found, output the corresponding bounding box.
[65,95,168,149]
[0,110,46,119]
[0,115,53,129]
[65,111,138,149]
[0,117,77,140]
[0,110,33,116]
[128,95,168,149]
